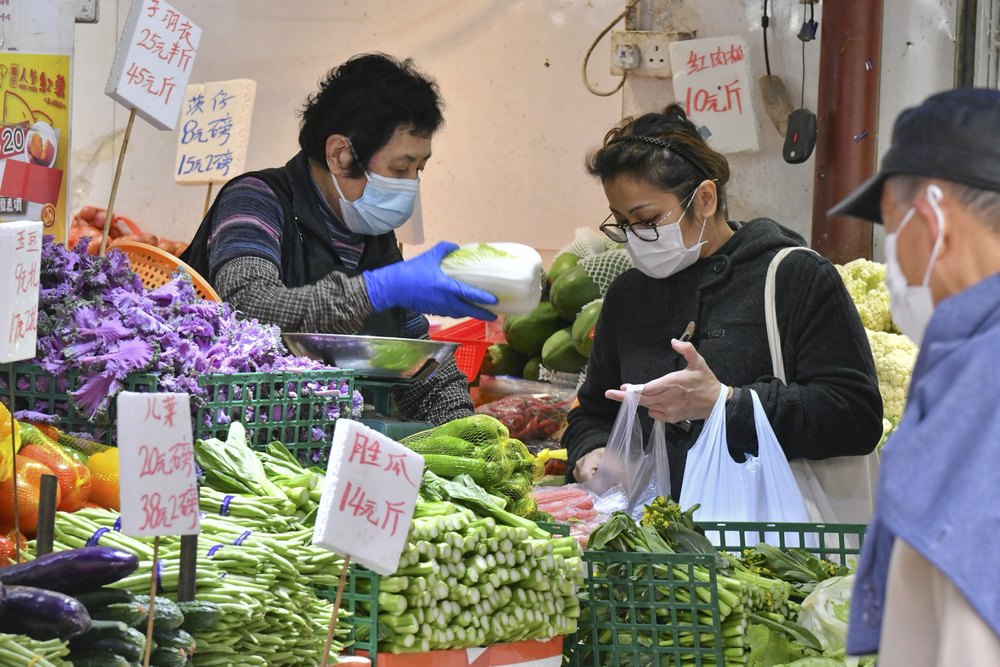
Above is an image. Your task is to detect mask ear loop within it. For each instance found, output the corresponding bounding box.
[921,184,946,287]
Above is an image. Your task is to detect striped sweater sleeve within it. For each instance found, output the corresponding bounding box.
[207,176,284,281]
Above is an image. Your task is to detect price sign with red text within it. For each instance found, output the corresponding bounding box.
[105,0,202,131]
[313,420,424,575]
[669,36,760,154]
[117,392,200,537]
[0,220,42,363]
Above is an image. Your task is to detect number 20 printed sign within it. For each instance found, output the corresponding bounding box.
[117,392,200,537]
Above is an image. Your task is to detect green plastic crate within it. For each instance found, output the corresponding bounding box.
[0,362,157,445]
[568,522,868,667]
[195,369,355,463]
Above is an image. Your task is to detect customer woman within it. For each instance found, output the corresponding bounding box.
[564,104,883,499]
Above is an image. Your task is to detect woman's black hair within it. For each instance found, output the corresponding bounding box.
[587,104,731,220]
[299,53,444,178]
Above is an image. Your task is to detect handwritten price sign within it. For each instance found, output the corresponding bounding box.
[669,36,761,154]
[105,0,202,131]
[0,220,42,363]
[313,420,424,575]
[175,79,256,185]
[117,392,200,537]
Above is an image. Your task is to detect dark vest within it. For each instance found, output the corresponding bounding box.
[180,152,407,336]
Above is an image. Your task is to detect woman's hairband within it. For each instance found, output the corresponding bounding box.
[607,135,712,178]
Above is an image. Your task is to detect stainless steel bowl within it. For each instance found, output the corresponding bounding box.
[282,333,460,382]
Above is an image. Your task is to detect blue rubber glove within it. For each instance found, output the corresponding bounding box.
[363,242,499,321]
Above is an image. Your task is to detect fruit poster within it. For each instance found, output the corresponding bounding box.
[0,53,70,241]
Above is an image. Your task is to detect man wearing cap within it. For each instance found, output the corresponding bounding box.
[831,88,1000,665]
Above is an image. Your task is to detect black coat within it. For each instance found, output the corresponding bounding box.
[562,219,883,498]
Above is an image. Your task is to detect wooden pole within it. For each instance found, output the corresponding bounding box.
[35,475,58,557]
[142,536,160,667]
[319,554,351,667]
[7,367,20,563]
[202,183,213,219]
[177,534,198,602]
[100,108,137,256]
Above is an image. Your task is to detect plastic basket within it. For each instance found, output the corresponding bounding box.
[195,369,355,465]
[568,522,868,667]
[114,240,221,302]
[430,319,491,382]
[0,363,158,445]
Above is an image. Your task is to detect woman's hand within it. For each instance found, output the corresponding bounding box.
[574,447,605,483]
[605,339,729,423]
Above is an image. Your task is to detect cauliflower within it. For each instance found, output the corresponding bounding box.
[836,258,896,334]
[866,329,918,422]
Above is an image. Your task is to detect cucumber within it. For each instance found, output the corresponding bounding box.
[541,328,588,374]
[92,601,147,628]
[177,600,223,633]
[547,252,579,286]
[151,646,187,667]
[68,619,131,646]
[522,356,542,382]
[134,596,185,633]
[68,649,132,667]
[86,633,147,663]
[153,629,195,656]
[75,588,135,612]
[503,302,569,356]
[479,344,528,378]
[572,300,603,357]
[549,265,602,320]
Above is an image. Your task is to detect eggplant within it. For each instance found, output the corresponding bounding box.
[0,546,138,594]
[0,585,91,639]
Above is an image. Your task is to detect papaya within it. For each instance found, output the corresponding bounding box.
[522,357,542,382]
[503,302,569,356]
[480,344,529,378]
[572,300,602,357]
[541,328,588,374]
[549,264,602,321]
[547,253,579,286]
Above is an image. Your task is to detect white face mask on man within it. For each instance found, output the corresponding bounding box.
[884,184,945,346]
[625,191,708,279]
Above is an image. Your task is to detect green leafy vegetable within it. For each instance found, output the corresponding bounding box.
[746,623,812,667]
[193,422,284,498]
[797,575,855,652]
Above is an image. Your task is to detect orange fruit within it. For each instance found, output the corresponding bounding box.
[86,448,120,511]
[0,456,61,534]
[20,443,83,512]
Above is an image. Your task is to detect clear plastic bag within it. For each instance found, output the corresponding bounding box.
[583,385,670,519]
[680,385,810,546]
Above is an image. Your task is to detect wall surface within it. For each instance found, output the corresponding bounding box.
[69,0,958,260]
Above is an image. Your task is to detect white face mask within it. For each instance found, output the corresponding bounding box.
[884,184,945,346]
[625,192,707,279]
[329,142,419,236]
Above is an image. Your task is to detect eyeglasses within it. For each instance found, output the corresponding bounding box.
[599,189,697,243]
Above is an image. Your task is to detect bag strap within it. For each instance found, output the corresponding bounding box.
[765,247,819,384]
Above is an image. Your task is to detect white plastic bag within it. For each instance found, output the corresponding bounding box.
[584,385,670,519]
[680,385,810,546]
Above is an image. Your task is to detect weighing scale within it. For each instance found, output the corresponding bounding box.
[283,333,460,440]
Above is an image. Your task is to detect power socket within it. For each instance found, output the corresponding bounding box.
[610,31,679,78]
[75,0,99,23]
[613,43,640,71]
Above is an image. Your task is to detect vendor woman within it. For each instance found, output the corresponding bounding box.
[564,104,883,497]
[182,54,495,426]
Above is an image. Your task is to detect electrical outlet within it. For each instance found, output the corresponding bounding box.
[613,43,639,71]
[75,0,99,23]
[610,31,680,78]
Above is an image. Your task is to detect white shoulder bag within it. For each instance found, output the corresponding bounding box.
[765,247,879,525]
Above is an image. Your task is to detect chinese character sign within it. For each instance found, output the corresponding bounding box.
[117,392,200,537]
[313,420,425,575]
[175,79,256,185]
[669,36,761,154]
[105,0,201,131]
[0,53,71,241]
[0,219,41,363]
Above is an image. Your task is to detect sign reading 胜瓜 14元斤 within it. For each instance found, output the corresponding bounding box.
[105,0,201,132]
[313,420,425,576]
[117,392,201,537]
[0,220,42,364]
[669,36,760,154]
[175,79,256,185]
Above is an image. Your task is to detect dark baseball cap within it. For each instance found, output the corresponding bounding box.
[829,88,1000,223]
